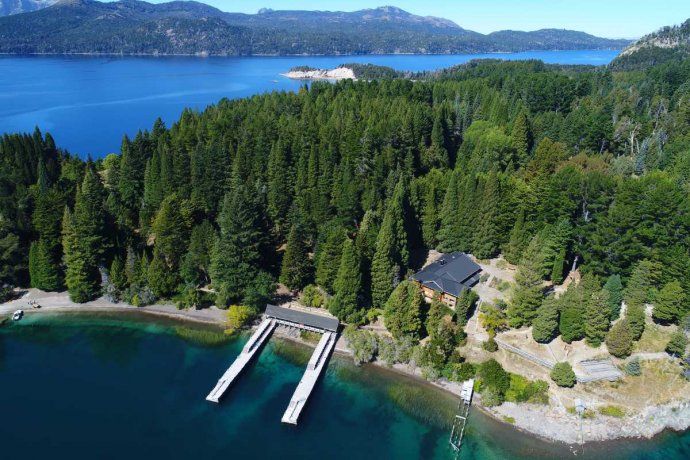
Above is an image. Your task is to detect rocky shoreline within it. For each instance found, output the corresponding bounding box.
[281,67,356,81]
[2,289,688,445]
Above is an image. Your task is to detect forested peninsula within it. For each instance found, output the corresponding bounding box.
[2,34,690,441]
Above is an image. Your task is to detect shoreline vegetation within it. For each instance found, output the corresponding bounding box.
[2,289,688,445]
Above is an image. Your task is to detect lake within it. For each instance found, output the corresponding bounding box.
[0,313,688,459]
[0,50,620,158]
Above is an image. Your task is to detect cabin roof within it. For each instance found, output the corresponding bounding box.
[410,252,481,298]
[265,304,339,332]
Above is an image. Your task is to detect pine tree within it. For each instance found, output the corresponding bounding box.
[211,186,269,308]
[625,259,662,308]
[603,274,624,320]
[532,296,560,343]
[62,207,100,303]
[653,281,686,324]
[384,280,424,339]
[665,330,688,357]
[584,289,611,347]
[280,220,313,291]
[503,208,529,265]
[508,235,545,327]
[473,171,502,259]
[436,171,461,252]
[329,238,363,322]
[29,239,61,291]
[315,224,346,294]
[62,169,108,303]
[606,319,634,358]
[511,110,532,168]
[180,221,215,287]
[626,303,646,341]
[267,140,293,238]
[371,181,410,308]
[455,289,479,325]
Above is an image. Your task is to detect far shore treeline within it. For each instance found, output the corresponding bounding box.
[1,54,690,356]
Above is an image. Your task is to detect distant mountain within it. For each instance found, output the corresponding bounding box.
[0,0,56,16]
[611,19,690,70]
[0,0,631,55]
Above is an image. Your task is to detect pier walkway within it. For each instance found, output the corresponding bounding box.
[281,330,336,425]
[205,304,339,425]
[206,318,276,403]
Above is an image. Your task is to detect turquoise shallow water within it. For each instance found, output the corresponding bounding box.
[0,312,687,459]
[0,50,619,158]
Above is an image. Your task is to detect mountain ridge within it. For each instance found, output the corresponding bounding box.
[611,18,690,69]
[0,0,631,55]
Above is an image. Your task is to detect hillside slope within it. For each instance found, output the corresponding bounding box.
[0,0,56,16]
[0,0,630,55]
[611,19,690,70]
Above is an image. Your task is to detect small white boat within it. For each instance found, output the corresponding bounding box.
[12,309,24,321]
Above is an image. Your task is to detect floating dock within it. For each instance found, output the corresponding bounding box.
[206,318,276,403]
[449,379,475,455]
[281,330,336,425]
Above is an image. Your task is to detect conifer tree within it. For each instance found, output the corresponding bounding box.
[267,140,293,238]
[315,224,346,294]
[329,238,363,322]
[62,169,108,303]
[511,110,532,168]
[384,280,424,339]
[29,239,61,291]
[211,186,268,307]
[455,289,479,325]
[606,319,633,358]
[625,259,662,308]
[280,220,313,291]
[473,171,502,259]
[584,289,611,347]
[503,208,529,265]
[508,235,546,327]
[603,274,624,320]
[626,303,646,341]
[532,296,560,343]
[653,281,686,324]
[371,180,410,308]
[436,171,461,252]
[181,221,215,287]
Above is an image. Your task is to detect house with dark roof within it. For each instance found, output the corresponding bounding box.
[410,252,481,308]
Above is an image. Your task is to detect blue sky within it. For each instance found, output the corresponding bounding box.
[136,0,690,39]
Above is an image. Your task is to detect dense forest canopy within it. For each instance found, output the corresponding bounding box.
[2,55,690,342]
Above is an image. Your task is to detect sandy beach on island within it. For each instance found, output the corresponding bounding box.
[2,288,688,446]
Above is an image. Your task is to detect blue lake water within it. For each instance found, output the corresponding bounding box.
[0,313,688,459]
[0,50,620,157]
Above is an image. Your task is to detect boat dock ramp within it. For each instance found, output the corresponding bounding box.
[449,379,475,455]
[206,304,339,425]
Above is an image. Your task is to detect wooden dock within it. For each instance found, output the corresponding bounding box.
[206,318,276,403]
[281,331,336,425]
[449,379,475,455]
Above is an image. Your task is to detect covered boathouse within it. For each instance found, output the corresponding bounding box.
[410,252,481,308]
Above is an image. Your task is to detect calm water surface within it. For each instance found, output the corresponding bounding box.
[0,50,619,157]
[0,313,687,459]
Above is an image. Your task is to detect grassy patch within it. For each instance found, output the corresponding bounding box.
[299,330,322,344]
[567,406,596,419]
[502,416,516,424]
[634,322,671,353]
[173,326,232,347]
[505,373,549,405]
[598,405,626,418]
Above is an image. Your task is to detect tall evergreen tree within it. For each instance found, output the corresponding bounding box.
[329,238,363,322]
[508,235,546,327]
[436,171,461,252]
[384,280,424,339]
[370,180,410,308]
[280,220,313,291]
[584,289,611,347]
[603,274,624,320]
[315,223,346,294]
[62,168,108,303]
[532,296,560,343]
[653,281,686,324]
[211,185,269,307]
